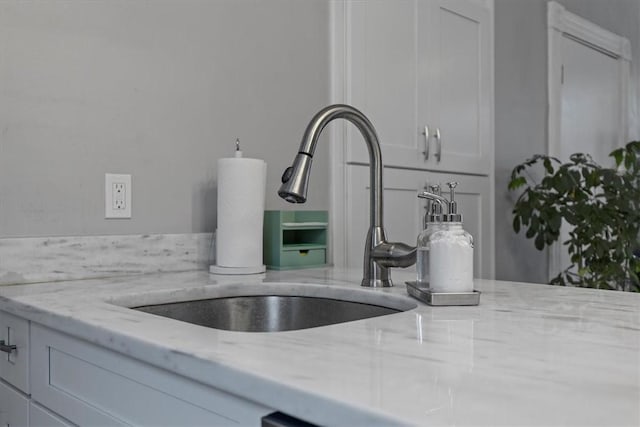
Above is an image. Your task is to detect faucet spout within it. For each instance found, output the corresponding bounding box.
[279,104,416,287]
[373,241,417,268]
[279,104,383,228]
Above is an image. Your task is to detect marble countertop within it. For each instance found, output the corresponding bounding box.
[1,267,639,426]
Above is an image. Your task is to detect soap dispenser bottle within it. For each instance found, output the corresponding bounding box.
[428,182,474,293]
[416,185,446,287]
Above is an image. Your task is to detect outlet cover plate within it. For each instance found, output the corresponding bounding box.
[105,173,132,219]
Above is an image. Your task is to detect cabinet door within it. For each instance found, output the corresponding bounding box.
[0,380,29,427]
[0,311,29,394]
[347,0,419,167]
[346,165,424,272]
[418,0,492,174]
[31,324,272,426]
[347,165,494,279]
[345,0,492,175]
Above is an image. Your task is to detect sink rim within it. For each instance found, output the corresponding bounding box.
[132,294,409,333]
[110,281,417,313]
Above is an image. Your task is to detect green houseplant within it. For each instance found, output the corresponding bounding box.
[508,141,640,292]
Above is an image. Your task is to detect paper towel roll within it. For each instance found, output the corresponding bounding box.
[215,157,267,269]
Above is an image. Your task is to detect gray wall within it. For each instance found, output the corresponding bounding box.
[494,0,640,283]
[0,0,330,238]
[3,0,638,282]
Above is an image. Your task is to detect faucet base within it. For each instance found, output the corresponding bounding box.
[361,278,393,288]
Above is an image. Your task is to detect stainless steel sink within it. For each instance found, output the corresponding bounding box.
[129,283,416,332]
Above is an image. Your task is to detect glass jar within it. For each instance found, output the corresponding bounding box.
[428,222,474,293]
[416,222,445,286]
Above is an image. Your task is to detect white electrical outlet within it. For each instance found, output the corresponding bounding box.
[105,173,132,219]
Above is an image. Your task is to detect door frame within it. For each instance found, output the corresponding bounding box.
[329,0,348,267]
[546,1,632,279]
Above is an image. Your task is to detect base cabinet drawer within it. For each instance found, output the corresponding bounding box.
[0,380,29,427]
[0,311,29,393]
[31,324,273,426]
[29,403,73,427]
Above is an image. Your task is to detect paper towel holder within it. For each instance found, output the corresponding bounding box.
[209,140,267,276]
[209,230,267,275]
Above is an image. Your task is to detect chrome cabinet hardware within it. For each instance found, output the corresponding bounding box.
[421,126,430,160]
[0,340,17,354]
[434,128,442,162]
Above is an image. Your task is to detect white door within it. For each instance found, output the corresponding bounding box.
[547,2,631,278]
[560,35,624,165]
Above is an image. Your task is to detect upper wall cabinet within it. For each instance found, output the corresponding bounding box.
[345,0,492,175]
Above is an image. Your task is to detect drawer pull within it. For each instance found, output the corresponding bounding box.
[421,125,430,160]
[434,128,442,162]
[0,340,17,354]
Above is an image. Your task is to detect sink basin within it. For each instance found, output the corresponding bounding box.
[129,282,416,332]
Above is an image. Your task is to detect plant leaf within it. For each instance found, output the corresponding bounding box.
[611,148,624,167]
[549,214,561,232]
[508,176,527,191]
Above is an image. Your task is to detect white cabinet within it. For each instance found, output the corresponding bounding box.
[0,380,29,427]
[419,0,492,173]
[0,311,30,427]
[30,324,273,426]
[346,0,493,175]
[331,0,494,275]
[0,308,279,427]
[347,165,494,279]
[347,0,418,168]
[0,311,29,394]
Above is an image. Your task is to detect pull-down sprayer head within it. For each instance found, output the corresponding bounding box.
[278,153,313,203]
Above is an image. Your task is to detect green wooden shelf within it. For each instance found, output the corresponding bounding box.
[263,211,328,270]
[281,244,326,251]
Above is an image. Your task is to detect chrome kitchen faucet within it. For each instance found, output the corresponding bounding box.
[278,104,416,287]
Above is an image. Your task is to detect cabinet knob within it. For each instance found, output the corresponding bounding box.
[0,340,17,354]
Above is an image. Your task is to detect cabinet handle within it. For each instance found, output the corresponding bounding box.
[434,128,441,162]
[0,340,17,354]
[421,126,430,160]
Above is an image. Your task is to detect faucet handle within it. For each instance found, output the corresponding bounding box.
[446,182,458,201]
[444,182,462,221]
